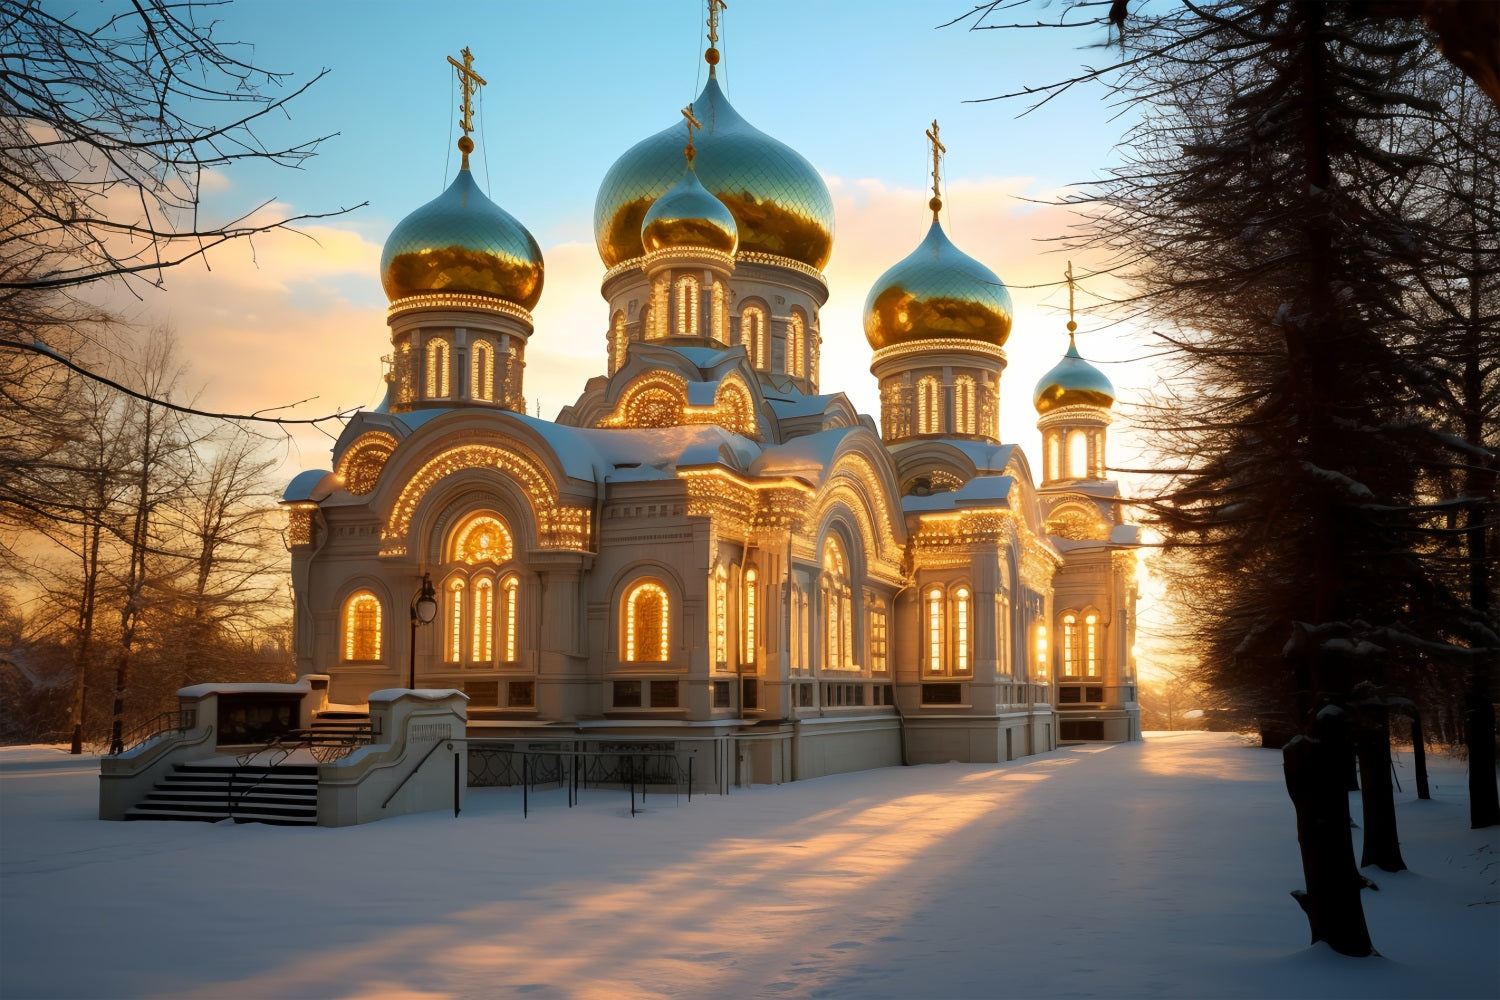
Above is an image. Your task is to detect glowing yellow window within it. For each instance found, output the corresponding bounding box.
[473,578,494,663]
[624,581,669,662]
[426,339,450,398]
[342,591,382,662]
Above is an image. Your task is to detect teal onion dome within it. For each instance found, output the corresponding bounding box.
[1034,335,1115,412]
[380,168,544,310]
[863,220,1013,350]
[595,76,834,270]
[641,168,739,255]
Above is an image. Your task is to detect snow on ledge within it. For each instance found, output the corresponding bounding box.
[367,688,468,704]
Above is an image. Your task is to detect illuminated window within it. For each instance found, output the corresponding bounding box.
[743,568,758,666]
[1085,613,1100,677]
[342,591,382,662]
[472,340,494,401]
[446,579,465,662]
[927,587,943,672]
[611,311,628,372]
[787,313,805,377]
[823,538,853,669]
[502,576,519,662]
[1035,624,1049,679]
[426,338,450,398]
[674,276,700,337]
[955,377,975,435]
[712,283,726,342]
[918,376,942,434]
[1068,430,1088,479]
[742,305,767,367]
[472,578,494,662]
[1060,612,1079,677]
[869,605,888,673]
[713,568,728,670]
[954,587,971,673]
[624,580,669,662]
[450,513,512,564]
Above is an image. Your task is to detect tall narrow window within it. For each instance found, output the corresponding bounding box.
[502,576,519,662]
[624,581,669,662]
[472,578,494,663]
[472,340,494,401]
[611,312,628,372]
[743,568,758,666]
[742,306,767,367]
[711,283,727,342]
[674,276,700,337]
[1068,429,1088,479]
[869,606,888,673]
[1085,613,1100,678]
[1060,612,1079,677]
[954,587,971,673]
[918,376,942,434]
[446,580,465,662]
[955,377,976,434]
[713,568,728,669]
[426,339,450,398]
[927,587,944,672]
[823,538,853,669]
[786,314,805,377]
[1035,624,1049,679]
[343,591,382,662]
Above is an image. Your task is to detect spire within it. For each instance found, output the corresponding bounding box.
[1065,259,1079,348]
[926,119,946,220]
[447,46,487,170]
[705,0,727,72]
[682,104,702,167]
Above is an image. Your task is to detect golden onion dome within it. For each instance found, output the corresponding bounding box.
[1034,334,1115,412]
[641,167,739,255]
[863,220,1013,350]
[380,168,544,309]
[595,76,833,270]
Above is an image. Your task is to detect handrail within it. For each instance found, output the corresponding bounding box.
[381,738,453,809]
[107,708,199,757]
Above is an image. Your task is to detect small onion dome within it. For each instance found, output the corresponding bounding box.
[863,220,1013,350]
[380,169,544,309]
[1033,335,1115,413]
[641,168,739,255]
[595,75,833,270]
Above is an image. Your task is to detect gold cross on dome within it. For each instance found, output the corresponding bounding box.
[707,0,727,45]
[926,119,946,218]
[447,47,488,167]
[682,104,703,164]
[1065,260,1079,335]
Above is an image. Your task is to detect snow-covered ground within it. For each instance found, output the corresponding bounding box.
[2,732,1495,1000]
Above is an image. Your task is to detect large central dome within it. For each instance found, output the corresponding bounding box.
[594,75,834,271]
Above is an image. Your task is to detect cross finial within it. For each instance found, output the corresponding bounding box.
[682,104,703,166]
[706,0,728,69]
[925,119,946,219]
[446,47,488,169]
[1065,261,1078,336]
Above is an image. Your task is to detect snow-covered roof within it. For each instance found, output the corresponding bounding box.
[903,474,1017,514]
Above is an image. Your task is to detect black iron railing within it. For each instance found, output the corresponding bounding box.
[106,708,198,756]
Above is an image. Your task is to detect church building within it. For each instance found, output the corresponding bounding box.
[281,21,1140,784]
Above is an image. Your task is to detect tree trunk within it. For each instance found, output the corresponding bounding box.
[1284,715,1376,956]
[1355,698,1406,871]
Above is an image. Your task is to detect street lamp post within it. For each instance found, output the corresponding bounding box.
[409,572,438,690]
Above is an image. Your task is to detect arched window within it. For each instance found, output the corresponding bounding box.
[955,377,976,435]
[450,514,512,565]
[426,338,450,398]
[1034,624,1049,679]
[1085,612,1100,677]
[926,587,944,672]
[624,580,669,662]
[446,579,465,663]
[742,305,767,367]
[711,283,727,342]
[823,537,853,669]
[472,578,494,663]
[713,567,728,670]
[869,601,888,673]
[342,591,382,662]
[611,312,628,372]
[1060,612,1080,677]
[918,376,942,434]
[502,575,519,662]
[472,340,494,401]
[1068,429,1088,479]
[953,587,972,673]
[674,275,700,337]
[743,568,758,666]
[786,313,805,377]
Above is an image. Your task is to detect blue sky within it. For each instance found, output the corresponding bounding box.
[108,0,1150,470]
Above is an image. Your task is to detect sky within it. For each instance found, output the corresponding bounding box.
[3,733,1496,998]
[89,0,1155,475]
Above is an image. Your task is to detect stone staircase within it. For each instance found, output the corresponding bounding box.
[124,760,319,825]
